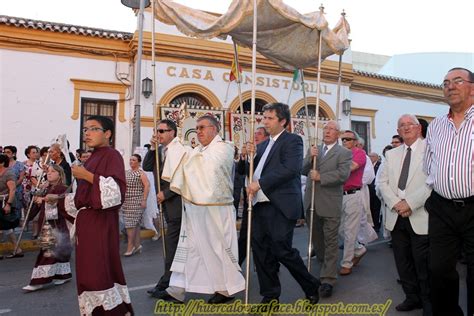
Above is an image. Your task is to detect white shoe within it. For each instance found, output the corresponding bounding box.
[22,284,43,292]
[53,278,72,285]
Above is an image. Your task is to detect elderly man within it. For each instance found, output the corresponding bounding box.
[154,115,245,304]
[378,114,431,314]
[303,120,352,297]
[424,67,474,316]
[339,130,367,276]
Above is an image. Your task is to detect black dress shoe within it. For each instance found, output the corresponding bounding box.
[260,297,279,304]
[319,283,333,298]
[395,300,423,311]
[208,293,235,304]
[147,284,168,294]
[151,290,183,303]
[306,293,319,305]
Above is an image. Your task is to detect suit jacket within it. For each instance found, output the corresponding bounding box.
[302,143,352,217]
[252,131,304,220]
[143,146,182,220]
[376,139,431,235]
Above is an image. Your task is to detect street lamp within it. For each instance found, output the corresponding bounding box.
[120,0,150,9]
[342,99,351,116]
[121,0,150,152]
[142,77,152,98]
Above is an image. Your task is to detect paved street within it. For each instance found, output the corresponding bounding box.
[0,227,468,316]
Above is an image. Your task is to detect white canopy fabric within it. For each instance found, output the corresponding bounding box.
[154,0,350,70]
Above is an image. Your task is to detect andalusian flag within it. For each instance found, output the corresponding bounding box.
[292,69,300,82]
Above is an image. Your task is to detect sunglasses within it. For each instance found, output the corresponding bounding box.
[341,138,355,142]
[157,129,172,134]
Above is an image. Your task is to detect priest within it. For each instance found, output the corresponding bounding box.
[154,115,245,304]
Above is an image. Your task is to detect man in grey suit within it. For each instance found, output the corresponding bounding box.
[143,119,183,298]
[302,120,352,298]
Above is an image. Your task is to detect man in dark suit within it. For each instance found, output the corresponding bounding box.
[368,152,382,232]
[247,102,320,304]
[302,120,352,298]
[143,119,183,297]
[236,126,269,266]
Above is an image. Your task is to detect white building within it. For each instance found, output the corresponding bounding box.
[0,11,448,161]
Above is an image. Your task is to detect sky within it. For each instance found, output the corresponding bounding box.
[1,0,473,56]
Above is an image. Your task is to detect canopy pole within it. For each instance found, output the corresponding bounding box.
[232,41,247,144]
[245,0,258,306]
[307,4,325,272]
[151,0,167,261]
[335,54,343,122]
[286,73,295,104]
[300,69,312,146]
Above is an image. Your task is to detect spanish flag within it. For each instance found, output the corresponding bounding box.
[229,58,242,82]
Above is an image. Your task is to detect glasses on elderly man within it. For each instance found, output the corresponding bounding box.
[442,77,473,88]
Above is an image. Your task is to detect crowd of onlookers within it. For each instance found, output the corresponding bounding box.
[0,144,158,260]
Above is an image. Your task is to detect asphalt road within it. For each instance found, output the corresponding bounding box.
[0,227,468,316]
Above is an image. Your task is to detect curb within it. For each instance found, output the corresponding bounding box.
[1,221,243,254]
[0,229,158,253]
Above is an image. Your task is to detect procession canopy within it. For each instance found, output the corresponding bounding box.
[154,0,350,70]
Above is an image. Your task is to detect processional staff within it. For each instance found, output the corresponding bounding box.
[151,0,167,262]
[13,154,50,255]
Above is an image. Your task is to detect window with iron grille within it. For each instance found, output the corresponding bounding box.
[80,98,116,149]
[351,120,370,153]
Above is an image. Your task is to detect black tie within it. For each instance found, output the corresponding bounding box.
[398,147,411,190]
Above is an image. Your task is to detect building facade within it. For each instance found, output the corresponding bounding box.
[0,12,447,161]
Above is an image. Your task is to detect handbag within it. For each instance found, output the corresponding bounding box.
[0,201,20,230]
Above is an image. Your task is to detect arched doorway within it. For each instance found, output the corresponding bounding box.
[296,104,329,118]
[170,92,210,108]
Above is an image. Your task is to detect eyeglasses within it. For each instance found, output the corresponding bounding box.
[341,137,355,142]
[82,127,106,133]
[195,125,214,131]
[442,77,473,88]
[157,129,172,134]
[391,141,401,145]
[398,123,418,129]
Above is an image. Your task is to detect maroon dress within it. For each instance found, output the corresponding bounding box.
[71,146,133,316]
[29,184,74,286]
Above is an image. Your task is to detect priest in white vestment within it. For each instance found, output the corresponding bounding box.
[156,115,245,304]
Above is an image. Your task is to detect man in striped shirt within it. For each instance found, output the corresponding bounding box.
[424,67,474,316]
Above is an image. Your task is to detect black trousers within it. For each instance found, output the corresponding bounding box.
[157,217,181,288]
[391,216,430,307]
[251,202,319,299]
[238,205,249,266]
[425,191,474,316]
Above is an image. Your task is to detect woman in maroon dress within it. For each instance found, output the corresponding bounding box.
[49,115,133,315]
[23,164,74,292]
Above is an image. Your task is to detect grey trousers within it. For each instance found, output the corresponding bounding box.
[309,212,340,285]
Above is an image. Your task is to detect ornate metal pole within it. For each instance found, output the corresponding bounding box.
[307,4,325,272]
[151,0,167,261]
[245,0,258,305]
